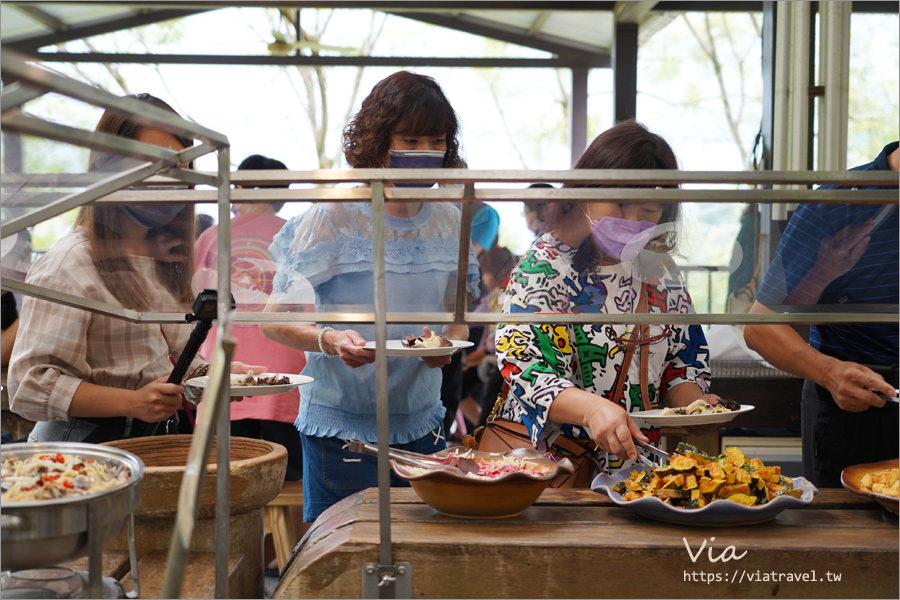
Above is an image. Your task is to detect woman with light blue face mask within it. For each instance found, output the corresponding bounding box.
[492,120,719,481]
[8,94,263,444]
[261,71,481,522]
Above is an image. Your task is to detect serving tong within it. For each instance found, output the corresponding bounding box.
[632,438,671,467]
[871,388,900,404]
[347,440,480,475]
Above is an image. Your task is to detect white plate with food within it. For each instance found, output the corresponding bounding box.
[363,338,473,357]
[631,402,755,427]
[593,465,817,526]
[593,445,817,526]
[185,372,313,397]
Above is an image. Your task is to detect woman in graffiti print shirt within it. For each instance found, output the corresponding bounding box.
[494,120,718,474]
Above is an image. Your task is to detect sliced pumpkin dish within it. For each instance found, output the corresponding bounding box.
[611,443,803,509]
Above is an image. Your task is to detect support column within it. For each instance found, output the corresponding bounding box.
[2,126,24,174]
[760,1,776,172]
[569,66,588,165]
[817,1,851,171]
[758,1,777,281]
[772,0,812,219]
[612,21,638,123]
[0,74,25,174]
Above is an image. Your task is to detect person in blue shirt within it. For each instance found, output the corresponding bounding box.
[261,71,480,521]
[745,141,899,488]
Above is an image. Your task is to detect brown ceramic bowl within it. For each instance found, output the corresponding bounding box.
[391,448,574,519]
[840,458,899,515]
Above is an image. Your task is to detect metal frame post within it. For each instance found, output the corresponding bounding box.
[361,181,412,598]
[214,145,233,599]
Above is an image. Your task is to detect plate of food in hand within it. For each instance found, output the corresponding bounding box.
[363,332,473,357]
[631,398,754,426]
[593,443,817,526]
[185,371,314,397]
[840,458,899,515]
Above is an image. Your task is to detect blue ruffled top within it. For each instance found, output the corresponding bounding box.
[269,201,481,444]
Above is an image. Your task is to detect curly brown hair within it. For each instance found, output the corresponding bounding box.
[342,71,464,168]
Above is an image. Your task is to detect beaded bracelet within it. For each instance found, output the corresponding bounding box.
[318,326,337,357]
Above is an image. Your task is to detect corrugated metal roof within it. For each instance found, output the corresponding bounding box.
[392,9,616,53]
[2,1,617,59]
[3,2,894,61]
[1,2,211,50]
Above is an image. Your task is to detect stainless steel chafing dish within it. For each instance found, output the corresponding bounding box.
[1,442,144,575]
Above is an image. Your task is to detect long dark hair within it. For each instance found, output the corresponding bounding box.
[540,120,681,268]
[88,93,193,172]
[77,93,195,309]
[342,71,464,168]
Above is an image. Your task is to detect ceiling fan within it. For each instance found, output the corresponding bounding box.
[267,31,357,56]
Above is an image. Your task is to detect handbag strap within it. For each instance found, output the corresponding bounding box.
[639,323,651,411]
[636,284,651,411]
[485,390,506,424]
[611,283,651,411]
[609,340,635,405]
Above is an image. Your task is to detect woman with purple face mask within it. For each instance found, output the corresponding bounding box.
[8,94,263,444]
[494,120,718,479]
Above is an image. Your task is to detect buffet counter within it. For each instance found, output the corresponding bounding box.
[275,487,898,599]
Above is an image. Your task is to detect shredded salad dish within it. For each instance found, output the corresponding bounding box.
[399,453,551,480]
[1,452,131,502]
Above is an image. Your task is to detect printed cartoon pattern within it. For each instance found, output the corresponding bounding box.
[495,235,711,474]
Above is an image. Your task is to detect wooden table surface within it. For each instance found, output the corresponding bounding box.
[275,487,898,599]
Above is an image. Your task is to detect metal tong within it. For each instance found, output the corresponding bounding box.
[347,440,480,475]
[632,438,670,467]
[871,388,900,404]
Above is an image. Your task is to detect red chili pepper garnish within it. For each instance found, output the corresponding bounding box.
[73,464,84,471]
[63,481,74,489]
[22,486,36,492]
[54,453,65,463]
[42,473,61,481]
[38,455,49,460]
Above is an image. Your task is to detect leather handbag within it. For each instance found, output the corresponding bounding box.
[474,420,603,488]
[473,284,650,488]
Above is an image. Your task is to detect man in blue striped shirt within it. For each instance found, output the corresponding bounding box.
[745,141,898,488]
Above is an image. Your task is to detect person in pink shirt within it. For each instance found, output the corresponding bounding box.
[194,154,309,574]
[194,154,307,478]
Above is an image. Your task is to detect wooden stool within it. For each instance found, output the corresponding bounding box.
[263,480,304,572]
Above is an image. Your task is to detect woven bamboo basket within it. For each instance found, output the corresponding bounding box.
[102,435,287,598]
